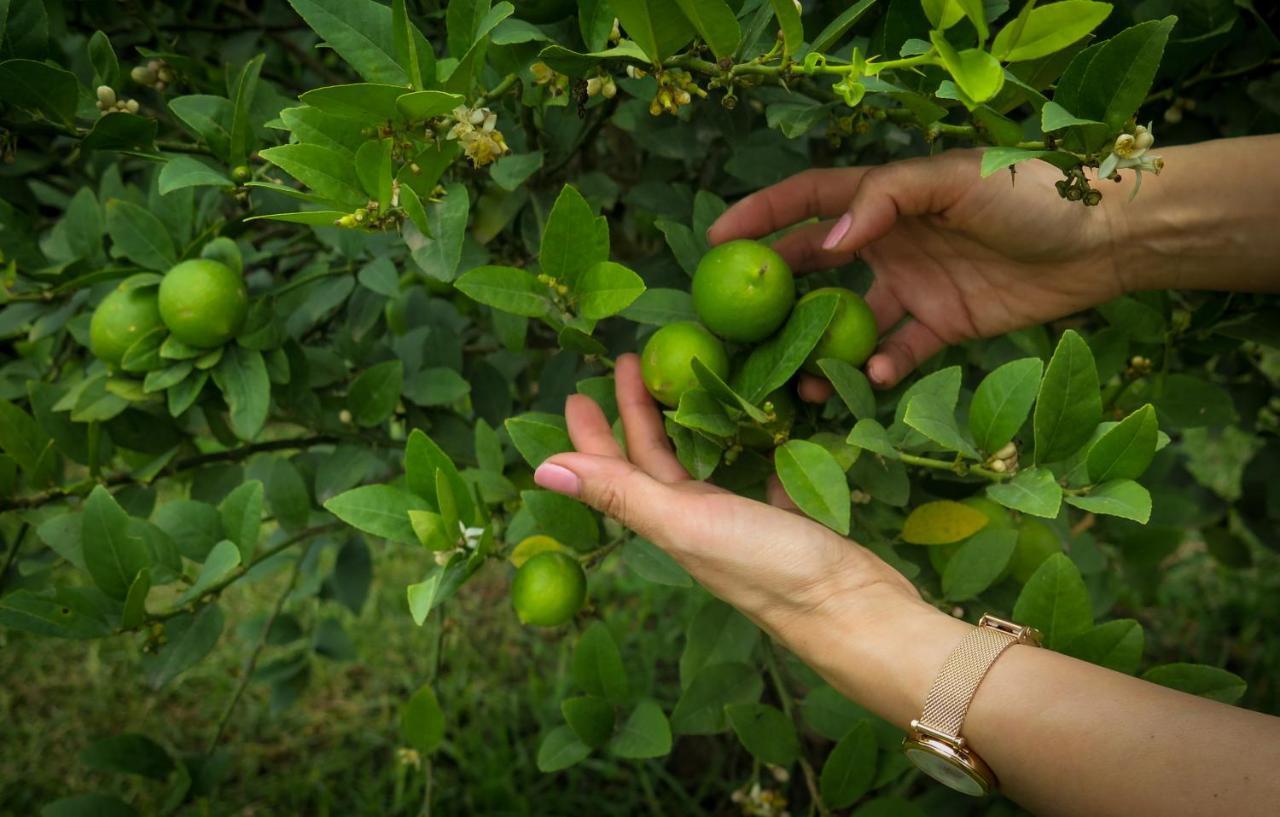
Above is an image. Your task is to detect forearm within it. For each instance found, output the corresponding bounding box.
[776,591,1280,817]
[1108,134,1280,294]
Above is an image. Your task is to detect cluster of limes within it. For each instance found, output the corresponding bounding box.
[88,258,249,369]
[508,535,587,628]
[641,239,878,446]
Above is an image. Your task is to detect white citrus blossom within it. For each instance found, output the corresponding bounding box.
[1099,122,1164,198]
[446,105,509,167]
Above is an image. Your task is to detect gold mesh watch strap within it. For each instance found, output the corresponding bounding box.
[917,616,1039,740]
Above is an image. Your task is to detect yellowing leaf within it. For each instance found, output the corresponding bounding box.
[509,534,566,567]
[901,500,989,545]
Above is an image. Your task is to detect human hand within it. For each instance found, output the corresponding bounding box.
[709,150,1130,396]
[530,354,922,643]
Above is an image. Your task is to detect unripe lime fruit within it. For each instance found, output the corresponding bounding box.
[799,287,878,375]
[510,551,586,627]
[640,321,729,407]
[231,165,251,182]
[158,259,248,349]
[692,239,795,343]
[928,496,1015,575]
[1010,519,1061,584]
[89,284,163,366]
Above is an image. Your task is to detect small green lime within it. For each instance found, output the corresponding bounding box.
[799,287,878,375]
[88,284,164,366]
[640,321,729,407]
[510,551,587,627]
[158,259,248,349]
[1010,519,1062,584]
[692,239,795,343]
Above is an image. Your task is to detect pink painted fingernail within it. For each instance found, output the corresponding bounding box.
[534,463,581,496]
[867,358,890,387]
[822,214,852,249]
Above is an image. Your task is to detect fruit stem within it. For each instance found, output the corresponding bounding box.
[896,451,1008,481]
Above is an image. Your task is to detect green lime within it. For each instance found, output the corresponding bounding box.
[640,321,729,407]
[88,284,164,367]
[928,496,1016,575]
[1010,519,1062,584]
[799,287,878,375]
[510,551,587,627]
[692,239,795,343]
[157,259,248,349]
[739,387,797,449]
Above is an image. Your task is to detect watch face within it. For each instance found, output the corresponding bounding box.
[903,744,989,796]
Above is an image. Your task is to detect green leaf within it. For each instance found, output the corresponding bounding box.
[406,554,470,623]
[106,200,176,271]
[620,288,698,325]
[969,357,1043,453]
[0,58,78,125]
[82,486,151,600]
[609,700,672,759]
[297,83,407,121]
[87,30,119,86]
[942,528,1018,600]
[258,144,367,208]
[672,0,740,60]
[1065,619,1143,675]
[81,112,158,152]
[1064,479,1151,523]
[819,358,875,420]
[0,589,112,640]
[41,795,138,817]
[1012,552,1092,649]
[228,54,263,167]
[537,725,591,771]
[404,367,470,407]
[396,89,464,120]
[562,695,615,748]
[169,95,233,160]
[922,0,967,30]
[80,733,173,781]
[0,399,53,477]
[354,138,393,209]
[523,489,600,550]
[1141,663,1246,705]
[535,41,650,76]
[157,156,233,195]
[1086,404,1157,483]
[930,32,1004,103]
[120,570,151,630]
[1153,374,1236,430]
[610,0,695,63]
[692,359,769,423]
[400,684,446,754]
[1033,329,1100,464]
[323,485,430,544]
[573,620,629,704]
[489,151,543,191]
[846,418,899,460]
[903,390,979,458]
[541,185,609,286]
[986,466,1062,518]
[347,360,403,427]
[176,540,241,605]
[902,500,989,545]
[766,0,804,57]
[820,721,878,808]
[734,291,839,404]
[505,412,572,467]
[621,537,692,587]
[455,265,553,318]
[575,261,645,320]
[218,480,263,561]
[143,603,225,688]
[405,182,469,281]
[1055,17,1177,135]
[211,345,271,441]
[810,0,877,53]
[671,662,763,735]
[1040,100,1105,131]
[287,0,408,83]
[674,388,736,438]
[726,703,799,766]
[992,1,1111,62]
[679,598,759,687]
[775,439,851,535]
[392,0,423,90]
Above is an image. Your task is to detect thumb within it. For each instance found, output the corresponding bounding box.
[534,453,674,543]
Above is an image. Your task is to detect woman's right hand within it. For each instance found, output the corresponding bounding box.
[708,149,1134,395]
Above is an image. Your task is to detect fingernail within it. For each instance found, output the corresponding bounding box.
[867,358,890,387]
[705,227,715,245]
[534,463,581,496]
[822,214,852,250]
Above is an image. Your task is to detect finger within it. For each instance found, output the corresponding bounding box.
[863,278,907,334]
[534,452,679,545]
[866,320,947,389]
[766,474,801,513]
[797,374,834,404]
[769,220,860,274]
[708,168,869,246]
[565,393,624,459]
[820,157,962,256]
[614,353,690,482]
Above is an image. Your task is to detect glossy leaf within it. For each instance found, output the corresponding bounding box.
[969,357,1043,453]
[1012,553,1093,649]
[776,440,851,535]
[942,528,1018,600]
[1064,479,1152,523]
[1033,330,1100,464]
[987,466,1062,518]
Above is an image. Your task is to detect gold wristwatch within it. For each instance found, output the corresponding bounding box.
[902,614,1041,796]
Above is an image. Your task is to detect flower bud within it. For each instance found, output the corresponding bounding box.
[124,99,139,114]
[130,65,152,84]
[1164,106,1183,124]
[96,85,116,107]
[1113,133,1136,157]
[990,458,1007,473]
[339,408,353,423]
[147,59,162,72]
[1134,129,1154,152]
[586,77,602,97]
[994,441,1017,460]
[157,67,173,83]
[675,89,691,105]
